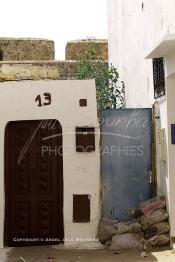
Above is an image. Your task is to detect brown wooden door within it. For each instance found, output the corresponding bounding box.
[4,120,64,247]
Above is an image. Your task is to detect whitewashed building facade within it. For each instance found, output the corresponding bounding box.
[108,0,175,247]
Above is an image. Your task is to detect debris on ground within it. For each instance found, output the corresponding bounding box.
[98,196,170,254]
[47,255,55,262]
[145,234,170,246]
[139,196,166,215]
[98,218,118,242]
[141,251,148,257]
[19,257,27,262]
[141,209,169,230]
[144,221,170,239]
[110,233,144,252]
[116,221,142,234]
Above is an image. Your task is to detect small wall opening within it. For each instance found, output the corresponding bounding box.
[79,99,87,107]
[73,195,90,222]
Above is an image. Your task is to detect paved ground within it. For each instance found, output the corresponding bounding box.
[0,246,175,262]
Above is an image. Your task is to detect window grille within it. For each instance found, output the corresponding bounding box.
[153,57,165,98]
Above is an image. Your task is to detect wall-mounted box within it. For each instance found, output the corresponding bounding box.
[76,127,95,152]
[73,194,90,223]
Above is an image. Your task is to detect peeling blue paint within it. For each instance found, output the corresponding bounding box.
[101,109,152,221]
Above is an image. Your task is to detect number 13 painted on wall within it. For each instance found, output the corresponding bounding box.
[35,93,51,107]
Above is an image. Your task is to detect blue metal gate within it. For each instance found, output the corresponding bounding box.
[101,109,152,221]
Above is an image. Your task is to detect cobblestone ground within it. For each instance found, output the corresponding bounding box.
[0,246,175,262]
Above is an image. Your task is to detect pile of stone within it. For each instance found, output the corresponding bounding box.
[98,196,170,253]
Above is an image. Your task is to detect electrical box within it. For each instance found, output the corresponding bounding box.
[73,195,90,223]
[76,127,95,152]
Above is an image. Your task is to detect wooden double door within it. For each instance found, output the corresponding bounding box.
[4,120,64,246]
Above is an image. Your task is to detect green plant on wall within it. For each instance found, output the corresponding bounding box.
[73,44,125,110]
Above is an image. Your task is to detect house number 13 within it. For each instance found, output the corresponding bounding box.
[35,93,51,107]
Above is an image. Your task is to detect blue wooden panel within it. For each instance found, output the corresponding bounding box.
[101,109,152,221]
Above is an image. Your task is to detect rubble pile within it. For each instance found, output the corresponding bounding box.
[98,196,170,253]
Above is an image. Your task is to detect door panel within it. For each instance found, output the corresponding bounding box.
[101,109,152,221]
[5,120,63,246]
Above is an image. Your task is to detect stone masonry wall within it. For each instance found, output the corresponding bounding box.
[0,38,55,61]
[66,39,108,61]
[0,61,78,81]
[0,38,108,81]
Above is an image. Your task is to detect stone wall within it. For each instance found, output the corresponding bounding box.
[66,39,108,61]
[0,60,108,81]
[0,38,54,61]
[0,61,78,81]
[0,38,108,82]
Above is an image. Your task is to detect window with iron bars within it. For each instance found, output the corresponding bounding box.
[153,57,165,98]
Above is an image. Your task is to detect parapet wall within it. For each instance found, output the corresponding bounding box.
[0,38,108,81]
[66,39,108,61]
[0,61,78,81]
[0,38,55,61]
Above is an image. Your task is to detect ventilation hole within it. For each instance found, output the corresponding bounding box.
[79,99,87,107]
[142,2,144,11]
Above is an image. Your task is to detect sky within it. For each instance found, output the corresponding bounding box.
[0,0,108,60]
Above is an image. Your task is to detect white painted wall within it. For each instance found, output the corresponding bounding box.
[108,0,175,108]
[154,72,175,240]
[0,80,100,248]
[108,0,175,242]
[165,75,175,239]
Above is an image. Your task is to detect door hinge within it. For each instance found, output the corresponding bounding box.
[149,171,152,184]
